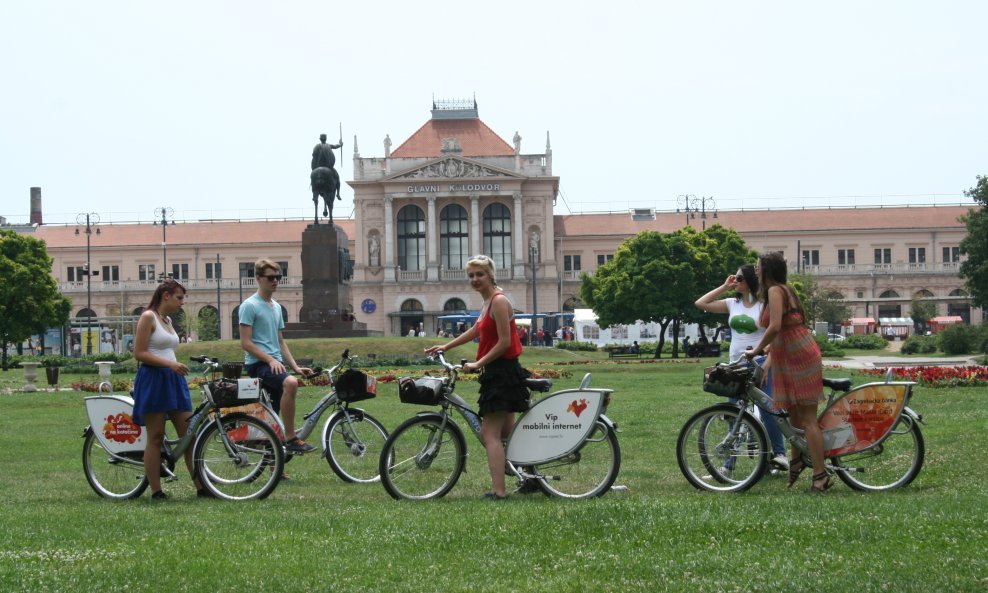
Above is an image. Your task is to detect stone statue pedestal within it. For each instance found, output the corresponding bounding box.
[284,224,380,339]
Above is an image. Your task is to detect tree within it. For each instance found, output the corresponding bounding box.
[0,230,72,369]
[959,175,988,308]
[196,307,220,341]
[910,296,937,333]
[579,225,757,358]
[791,273,852,330]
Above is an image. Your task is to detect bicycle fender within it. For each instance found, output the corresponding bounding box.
[902,406,926,425]
[598,414,618,432]
[319,408,368,446]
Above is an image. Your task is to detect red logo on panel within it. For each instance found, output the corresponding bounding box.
[103,413,142,444]
[567,399,589,417]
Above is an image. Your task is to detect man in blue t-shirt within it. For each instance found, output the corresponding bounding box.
[240,258,315,454]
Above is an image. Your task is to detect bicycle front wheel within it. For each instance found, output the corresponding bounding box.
[82,428,149,500]
[677,404,768,493]
[532,421,621,499]
[379,415,466,500]
[194,413,284,501]
[834,415,925,492]
[323,410,389,483]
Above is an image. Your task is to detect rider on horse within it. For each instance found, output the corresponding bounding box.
[311,133,343,223]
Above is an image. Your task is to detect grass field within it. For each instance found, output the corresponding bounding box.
[1,341,985,592]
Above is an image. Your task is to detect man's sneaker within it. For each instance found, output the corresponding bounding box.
[770,455,790,471]
[285,438,315,454]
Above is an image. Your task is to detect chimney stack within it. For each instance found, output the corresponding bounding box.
[30,187,43,226]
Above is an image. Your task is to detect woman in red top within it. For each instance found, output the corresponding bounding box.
[426,255,529,499]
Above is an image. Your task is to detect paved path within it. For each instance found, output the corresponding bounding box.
[825,354,982,370]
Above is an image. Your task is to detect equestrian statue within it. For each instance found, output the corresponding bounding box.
[311,132,343,224]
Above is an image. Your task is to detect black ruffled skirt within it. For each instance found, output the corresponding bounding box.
[477,358,531,417]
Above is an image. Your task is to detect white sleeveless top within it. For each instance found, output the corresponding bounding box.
[148,313,179,362]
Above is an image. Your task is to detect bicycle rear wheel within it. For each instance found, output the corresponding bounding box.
[82,428,149,500]
[194,413,284,500]
[532,421,621,499]
[833,415,925,492]
[323,409,389,483]
[677,404,768,492]
[379,415,466,500]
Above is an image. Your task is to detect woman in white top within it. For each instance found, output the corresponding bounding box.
[695,265,787,469]
[132,279,205,500]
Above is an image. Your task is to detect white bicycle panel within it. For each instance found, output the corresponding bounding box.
[85,395,146,453]
[506,389,606,465]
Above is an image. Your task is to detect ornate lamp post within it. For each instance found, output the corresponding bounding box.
[153,206,175,275]
[676,195,718,230]
[75,212,101,355]
[530,242,539,339]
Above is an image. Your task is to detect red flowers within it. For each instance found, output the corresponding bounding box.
[859,365,988,388]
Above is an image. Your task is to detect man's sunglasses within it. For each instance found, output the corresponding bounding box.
[260,274,283,282]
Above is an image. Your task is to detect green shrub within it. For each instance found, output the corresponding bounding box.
[814,335,846,357]
[937,323,977,355]
[901,335,938,355]
[555,340,598,352]
[843,334,887,350]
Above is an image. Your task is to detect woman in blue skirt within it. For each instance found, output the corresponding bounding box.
[132,279,206,499]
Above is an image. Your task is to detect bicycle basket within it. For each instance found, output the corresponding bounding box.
[398,376,444,406]
[335,369,377,403]
[702,365,751,398]
[207,378,261,407]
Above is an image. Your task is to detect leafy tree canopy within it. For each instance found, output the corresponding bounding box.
[959,175,988,308]
[0,230,72,368]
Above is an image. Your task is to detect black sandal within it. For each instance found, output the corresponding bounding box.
[786,457,807,489]
[810,471,832,493]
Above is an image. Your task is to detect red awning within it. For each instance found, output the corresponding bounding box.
[930,316,963,324]
[848,317,876,325]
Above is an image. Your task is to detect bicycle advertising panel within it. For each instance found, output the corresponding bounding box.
[506,389,608,464]
[818,383,911,457]
[85,395,146,453]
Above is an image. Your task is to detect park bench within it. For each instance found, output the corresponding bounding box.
[607,346,642,359]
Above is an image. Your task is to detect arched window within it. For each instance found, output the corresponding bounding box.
[948,288,968,297]
[132,307,145,316]
[440,204,469,269]
[444,298,467,313]
[563,297,584,311]
[879,290,900,299]
[914,289,935,299]
[397,205,425,271]
[77,308,97,319]
[482,203,512,270]
[401,299,423,312]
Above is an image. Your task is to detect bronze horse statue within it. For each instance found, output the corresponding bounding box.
[310,166,340,224]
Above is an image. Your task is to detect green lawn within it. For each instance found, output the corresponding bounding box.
[1,347,985,592]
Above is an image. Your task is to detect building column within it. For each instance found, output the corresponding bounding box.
[513,191,525,278]
[384,195,395,282]
[426,195,438,281]
[470,193,481,256]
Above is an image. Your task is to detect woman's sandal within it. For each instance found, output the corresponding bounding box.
[810,471,832,493]
[786,457,807,489]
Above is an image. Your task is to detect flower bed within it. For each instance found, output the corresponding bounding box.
[858,365,988,388]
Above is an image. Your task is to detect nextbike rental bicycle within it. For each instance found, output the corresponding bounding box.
[378,351,622,500]
[82,356,285,501]
[677,361,926,493]
[246,349,389,483]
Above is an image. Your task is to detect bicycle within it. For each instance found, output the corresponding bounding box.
[82,356,285,500]
[677,360,926,493]
[244,349,389,483]
[378,351,621,500]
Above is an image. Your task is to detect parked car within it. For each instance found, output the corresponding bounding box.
[827,333,846,342]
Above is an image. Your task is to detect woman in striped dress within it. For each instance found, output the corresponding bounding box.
[746,252,829,492]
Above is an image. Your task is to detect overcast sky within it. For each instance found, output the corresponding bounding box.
[2,1,985,226]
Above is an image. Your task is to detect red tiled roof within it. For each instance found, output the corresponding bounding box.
[554,205,971,237]
[33,219,356,249]
[391,119,514,158]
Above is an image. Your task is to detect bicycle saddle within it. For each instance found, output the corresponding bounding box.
[525,378,553,392]
[822,377,853,392]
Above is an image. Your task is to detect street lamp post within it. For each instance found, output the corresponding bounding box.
[153,206,175,276]
[676,195,718,230]
[75,213,101,355]
[215,254,222,340]
[530,244,539,339]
